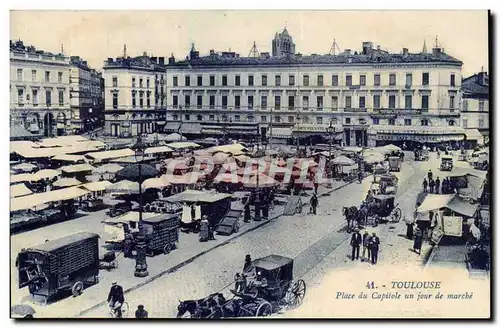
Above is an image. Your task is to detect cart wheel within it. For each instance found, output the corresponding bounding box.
[393,208,402,222]
[255,301,272,317]
[285,279,306,308]
[71,281,84,297]
[121,302,129,318]
[163,244,171,254]
[111,260,118,269]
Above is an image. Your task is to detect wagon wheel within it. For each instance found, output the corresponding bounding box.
[121,302,129,318]
[111,260,118,269]
[163,244,171,254]
[71,281,84,297]
[255,300,272,317]
[392,208,402,222]
[285,279,306,307]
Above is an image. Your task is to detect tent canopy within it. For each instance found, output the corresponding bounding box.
[331,155,355,166]
[417,194,455,213]
[85,149,135,162]
[145,146,174,155]
[10,173,34,184]
[79,181,113,192]
[446,196,479,217]
[164,133,187,142]
[166,142,200,149]
[61,163,95,174]
[10,186,89,212]
[53,177,82,188]
[92,163,124,174]
[165,190,232,204]
[32,169,59,181]
[51,154,86,162]
[10,183,33,198]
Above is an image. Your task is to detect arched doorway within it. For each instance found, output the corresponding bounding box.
[43,112,55,137]
[26,112,41,133]
[56,112,66,136]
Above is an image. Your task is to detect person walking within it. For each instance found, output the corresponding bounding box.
[199,216,209,242]
[350,228,362,261]
[406,220,414,240]
[422,178,428,193]
[362,230,371,262]
[427,170,433,181]
[370,233,380,265]
[107,281,125,318]
[135,305,148,318]
[243,254,254,274]
[244,203,251,223]
[441,177,448,194]
[435,177,441,194]
[429,178,435,194]
[310,193,318,215]
[413,228,423,255]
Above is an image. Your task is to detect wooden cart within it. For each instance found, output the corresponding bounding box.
[17,232,100,304]
[141,213,180,256]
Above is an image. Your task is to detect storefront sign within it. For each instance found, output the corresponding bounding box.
[442,216,463,237]
[431,228,444,245]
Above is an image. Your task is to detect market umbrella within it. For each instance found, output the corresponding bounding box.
[364,152,385,164]
[105,179,140,194]
[10,183,33,198]
[243,173,279,188]
[12,163,37,172]
[167,172,205,185]
[53,177,82,188]
[165,132,186,142]
[234,154,251,163]
[31,169,59,181]
[382,144,402,153]
[142,177,171,190]
[331,155,355,166]
[115,164,159,183]
[213,173,243,184]
[11,304,36,318]
[93,163,124,175]
[212,152,231,165]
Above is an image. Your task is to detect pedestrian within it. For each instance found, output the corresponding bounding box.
[191,204,196,221]
[310,193,318,215]
[199,216,209,242]
[107,281,125,318]
[422,178,428,193]
[427,170,433,181]
[362,230,371,262]
[370,233,380,265]
[441,178,448,194]
[350,228,362,261]
[406,221,414,240]
[232,273,247,294]
[413,228,423,255]
[123,230,135,258]
[243,254,253,274]
[135,305,149,318]
[435,177,441,194]
[244,203,251,222]
[429,178,435,194]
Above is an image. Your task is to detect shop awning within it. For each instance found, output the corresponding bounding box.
[165,190,232,203]
[10,183,33,198]
[10,186,89,212]
[85,148,135,162]
[61,163,95,174]
[79,181,113,192]
[166,142,200,149]
[51,154,86,162]
[145,146,174,154]
[10,125,37,139]
[417,194,455,213]
[464,129,483,141]
[445,196,479,218]
[53,177,82,188]
[270,128,293,138]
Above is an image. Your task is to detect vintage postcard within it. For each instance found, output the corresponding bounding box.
[9,10,490,319]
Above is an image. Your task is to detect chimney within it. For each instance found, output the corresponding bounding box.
[107,58,113,63]
[362,42,373,55]
[143,51,148,56]
[209,49,215,56]
[168,54,175,65]
[402,48,409,58]
[151,56,157,63]
[158,57,165,66]
[377,45,381,51]
[344,49,351,55]
[477,72,488,86]
[432,47,441,54]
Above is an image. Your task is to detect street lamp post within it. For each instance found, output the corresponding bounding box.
[134,137,149,277]
[326,120,336,179]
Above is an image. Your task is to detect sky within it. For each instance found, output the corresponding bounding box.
[10,10,489,77]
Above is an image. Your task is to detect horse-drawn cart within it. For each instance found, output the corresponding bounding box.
[364,194,402,226]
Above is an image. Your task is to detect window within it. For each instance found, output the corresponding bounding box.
[209,114,215,121]
[132,92,136,107]
[462,119,468,128]
[261,95,267,109]
[173,95,178,108]
[147,92,151,107]
[45,71,51,83]
[463,99,469,110]
[139,78,143,88]
[173,76,178,86]
[331,118,338,125]
[183,95,190,108]
[185,114,190,121]
[373,95,381,109]
[274,116,281,123]
[197,114,203,121]
[360,75,366,86]
[359,96,366,109]
[389,74,396,86]
[405,95,412,109]
[235,115,241,122]
[448,120,455,126]
[288,116,294,123]
[31,70,36,82]
[422,95,429,109]
[222,96,228,109]
[147,78,151,89]
[261,116,267,122]
[173,114,178,121]
[248,96,254,109]
[332,75,338,86]
[45,90,52,106]
[209,75,215,86]
[303,75,310,86]
[197,75,202,86]
[58,90,64,106]
[248,75,254,86]
[112,92,117,109]
[373,118,379,125]
[422,73,429,86]
[405,119,412,126]
[449,95,455,109]
[289,75,295,86]
[317,75,324,86]
[132,77,136,87]
[345,118,351,124]
[374,74,381,86]
[421,119,429,126]
[316,117,323,124]
[235,75,241,86]
[331,96,338,111]
[32,89,38,106]
[388,119,395,125]
[389,95,396,109]
[478,117,485,128]
[262,74,267,86]
[317,96,323,111]
[209,95,215,109]
[235,95,240,109]
[222,75,228,86]
[275,95,281,110]
[17,89,23,105]
[139,93,144,107]
[479,100,485,111]
[404,73,412,87]
[345,96,352,108]
[275,75,281,86]
[197,95,203,109]
[346,75,352,86]
[287,96,295,110]
[302,96,309,111]
[185,76,190,87]
[450,74,456,87]
[17,69,23,81]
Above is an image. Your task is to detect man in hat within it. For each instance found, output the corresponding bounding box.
[350,228,362,261]
[361,230,371,262]
[107,281,125,318]
[370,233,380,265]
[310,193,319,215]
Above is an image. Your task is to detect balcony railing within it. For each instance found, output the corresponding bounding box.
[344,107,368,112]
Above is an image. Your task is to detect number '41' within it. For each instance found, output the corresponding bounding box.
[366,281,375,289]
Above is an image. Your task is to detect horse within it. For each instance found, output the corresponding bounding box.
[342,206,358,231]
[176,293,226,318]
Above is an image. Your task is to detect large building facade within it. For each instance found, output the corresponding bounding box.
[165,30,465,147]
[10,40,72,137]
[461,72,489,145]
[102,53,167,137]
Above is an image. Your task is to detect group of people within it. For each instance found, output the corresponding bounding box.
[232,254,268,298]
[107,281,148,318]
[422,170,456,195]
[350,228,381,265]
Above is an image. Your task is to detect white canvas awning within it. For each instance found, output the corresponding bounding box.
[417,194,455,213]
[10,186,89,212]
[465,129,483,141]
[31,169,59,181]
[53,177,82,188]
[10,183,33,198]
[51,154,86,162]
[85,148,135,162]
[79,181,113,192]
[61,163,95,174]
[145,146,174,154]
[166,142,200,149]
[10,173,34,184]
